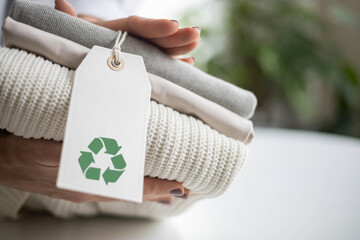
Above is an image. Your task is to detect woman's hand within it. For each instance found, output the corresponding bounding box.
[0,131,188,204]
[55,0,200,64]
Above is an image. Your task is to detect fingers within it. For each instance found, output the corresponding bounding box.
[163,39,200,56]
[146,188,189,204]
[143,176,190,204]
[52,177,189,204]
[150,27,201,48]
[97,17,200,55]
[52,6,201,57]
[183,188,190,198]
[54,0,77,17]
[5,134,62,167]
[143,176,184,197]
[157,196,173,204]
[67,177,190,204]
[33,140,62,167]
[98,16,179,39]
[177,57,195,65]
[21,137,62,167]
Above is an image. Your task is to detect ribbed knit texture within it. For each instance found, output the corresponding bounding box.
[0,47,248,219]
[0,186,30,219]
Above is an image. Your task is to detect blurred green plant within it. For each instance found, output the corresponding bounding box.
[182,0,360,136]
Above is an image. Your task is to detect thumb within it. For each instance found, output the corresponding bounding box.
[55,0,77,17]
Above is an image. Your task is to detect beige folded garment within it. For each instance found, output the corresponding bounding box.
[2,17,253,144]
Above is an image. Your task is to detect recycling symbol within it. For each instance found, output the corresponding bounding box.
[78,137,126,185]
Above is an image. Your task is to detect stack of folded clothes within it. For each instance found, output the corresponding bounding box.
[0,0,257,219]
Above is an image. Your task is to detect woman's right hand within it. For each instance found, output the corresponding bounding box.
[55,0,200,64]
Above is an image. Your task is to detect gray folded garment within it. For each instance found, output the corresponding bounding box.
[9,0,257,119]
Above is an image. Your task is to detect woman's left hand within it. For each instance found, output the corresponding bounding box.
[0,131,189,204]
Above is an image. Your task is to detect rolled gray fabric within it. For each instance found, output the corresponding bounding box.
[9,0,257,119]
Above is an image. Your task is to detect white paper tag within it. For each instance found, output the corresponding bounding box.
[57,46,151,203]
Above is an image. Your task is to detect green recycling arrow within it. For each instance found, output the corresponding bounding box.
[85,167,101,180]
[78,151,95,173]
[88,138,103,155]
[111,154,126,170]
[78,137,126,185]
[102,167,125,185]
[100,137,122,155]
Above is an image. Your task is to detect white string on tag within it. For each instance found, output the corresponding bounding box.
[108,31,128,71]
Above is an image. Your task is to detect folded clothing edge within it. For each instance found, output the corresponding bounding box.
[9,0,257,119]
[2,17,254,144]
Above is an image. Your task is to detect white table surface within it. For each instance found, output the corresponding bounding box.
[1,127,360,240]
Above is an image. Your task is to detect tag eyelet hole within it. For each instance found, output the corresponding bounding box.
[108,56,125,71]
[112,58,121,67]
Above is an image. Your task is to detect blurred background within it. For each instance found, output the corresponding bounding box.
[2,1,360,238]
[36,0,360,137]
[139,0,360,138]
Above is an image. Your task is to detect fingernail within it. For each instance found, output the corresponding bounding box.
[158,199,171,204]
[175,194,188,199]
[191,57,195,61]
[171,20,179,26]
[193,26,201,33]
[169,188,184,196]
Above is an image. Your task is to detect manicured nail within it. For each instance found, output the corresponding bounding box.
[158,199,171,204]
[169,188,184,196]
[193,26,201,33]
[175,194,188,199]
[171,20,179,26]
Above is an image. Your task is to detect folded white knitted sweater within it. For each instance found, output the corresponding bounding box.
[0,47,247,219]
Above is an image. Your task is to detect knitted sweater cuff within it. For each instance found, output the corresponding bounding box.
[0,186,30,219]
